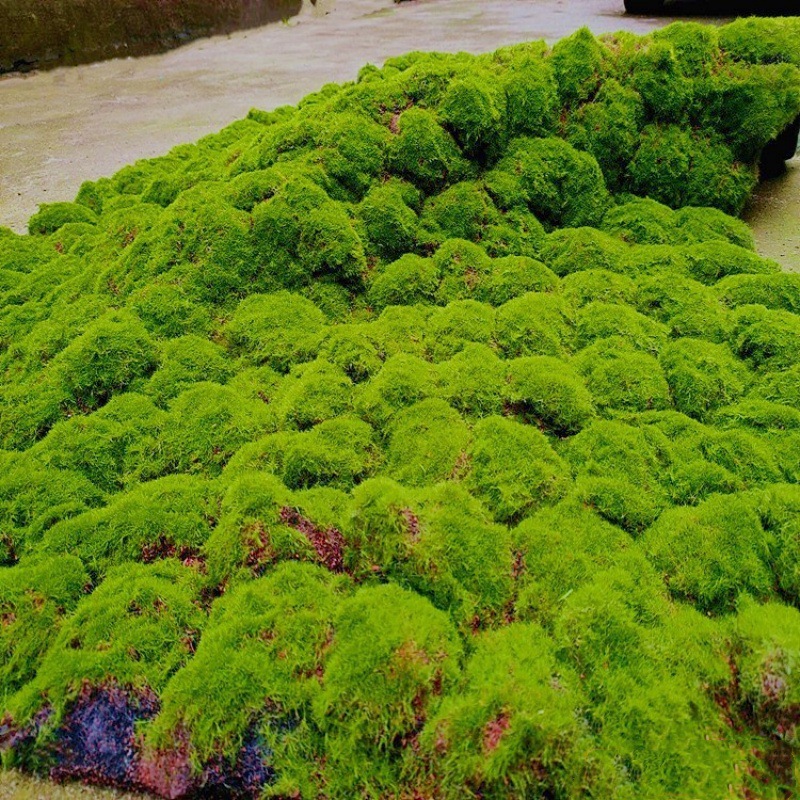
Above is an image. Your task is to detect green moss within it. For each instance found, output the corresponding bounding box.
[562,420,668,532]
[566,79,643,190]
[136,382,272,478]
[251,178,366,290]
[473,255,558,306]
[419,182,498,245]
[437,344,504,417]
[495,292,573,358]
[7,561,203,725]
[635,270,733,343]
[716,273,800,314]
[388,108,472,195]
[660,338,750,420]
[575,337,671,413]
[426,300,495,361]
[468,415,569,524]
[281,416,379,490]
[575,301,668,354]
[150,562,350,782]
[550,27,607,107]
[385,398,471,487]
[560,268,637,308]
[0,556,89,698]
[672,205,755,250]
[28,393,165,492]
[270,360,353,431]
[514,499,637,625]
[488,137,609,229]
[504,356,595,436]
[432,239,493,305]
[0,455,105,563]
[226,292,326,372]
[357,180,420,261]
[642,493,774,614]
[439,75,505,162]
[733,304,800,371]
[355,353,441,430]
[39,475,216,577]
[367,254,439,311]
[539,226,627,277]
[2,20,800,797]
[28,203,98,236]
[629,125,757,215]
[313,583,461,796]
[49,310,158,412]
[144,336,233,406]
[501,48,558,139]
[420,622,599,799]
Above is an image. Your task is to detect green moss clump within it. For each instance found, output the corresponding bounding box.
[439,76,505,162]
[642,494,774,613]
[0,556,89,696]
[150,562,350,792]
[575,338,671,413]
[468,415,569,524]
[50,310,158,412]
[715,272,800,314]
[562,419,668,532]
[420,182,498,245]
[420,622,597,799]
[504,355,595,436]
[355,353,441,430]
[137,383,272,478]
[628,125,757,214]
[7,560,203,725]
[357,180,420,261]
[473,255,558,306]
[437,343,504,417]
[271,360,353,431]
[660,338,750,420]
[28,202,98,236]
[226,292,326,372]
[386,399,471,486]
[388,108,472,195]
[39,475,215,577]
[495,292,573,358]
[732,304,800,371]
[367,254,439,311]
[488,137,609,229]
[550,27,607,107]
[144,335,233,406]
[314,583,461,796]
[426,300,495,361]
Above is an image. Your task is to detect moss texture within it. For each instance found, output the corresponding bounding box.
[1,18,800,800]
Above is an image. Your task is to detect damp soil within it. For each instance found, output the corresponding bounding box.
[745,157,800,273]
[0,769,150,800]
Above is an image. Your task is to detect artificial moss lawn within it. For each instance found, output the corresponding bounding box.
[2,16,800,800]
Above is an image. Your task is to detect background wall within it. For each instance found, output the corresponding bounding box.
[0,0,305,73]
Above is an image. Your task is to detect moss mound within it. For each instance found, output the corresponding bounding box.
[2,19,800,800]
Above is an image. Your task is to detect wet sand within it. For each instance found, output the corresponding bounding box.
[0,0,737,234]
[745,158,800,273]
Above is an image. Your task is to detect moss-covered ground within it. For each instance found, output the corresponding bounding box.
[2,16,800,800]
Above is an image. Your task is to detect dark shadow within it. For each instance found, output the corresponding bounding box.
[625,0,799,16]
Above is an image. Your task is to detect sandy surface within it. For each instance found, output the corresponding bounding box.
[0,770,149,800]
[744,157,800,273]
[0,0,740,234]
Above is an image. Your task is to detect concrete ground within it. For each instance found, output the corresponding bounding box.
[0,0,742,234]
